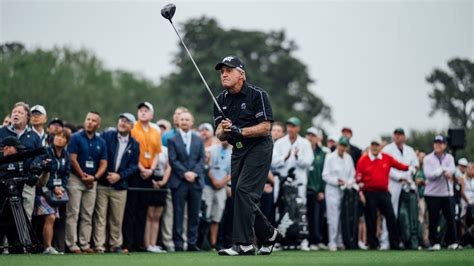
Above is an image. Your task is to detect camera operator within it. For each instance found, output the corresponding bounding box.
[0,136,43,253]
[0,102,42,221]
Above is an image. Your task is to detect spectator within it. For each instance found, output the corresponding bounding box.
[322,137,355,251]
[124,102,162,252]
[93,113,139,253]
[144,145,171,253]
[379,128,418,250]
[203,140,232,250]
[0,102,41,221]
[271,122,285,142]
[327,135,337,153]
[30,105,48,147]
[423,135,459,250]
[168,111,205,251]
[157,119,172,134]
[161,106,188,147]
[356,137,412,250]
[341,127,362,167]
[272,117,314,250]
[306,127,329,251]
[2,114,11,127]
[34,130,71,254]
[46,118,65,146]
[66,111,107,253]
[415,151,429,247]
[199,123,219,149]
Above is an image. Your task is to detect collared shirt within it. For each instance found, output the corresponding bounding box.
[322,151,355,187]
[423,152,456,197]
[0,125,41,151]
[179,129,192,155]
[67,130,107,176]
[213,81,273,147]
[115,134,130,172]
[131,122,162,169]
[368,152,383,161]
[207,144,232,186]
[32,127,47,147]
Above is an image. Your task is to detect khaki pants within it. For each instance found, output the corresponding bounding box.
[93,186,127,250]
[22,184,35,221]
[65,175,97,250]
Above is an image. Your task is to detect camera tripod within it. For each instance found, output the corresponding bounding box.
[0,177,38,253]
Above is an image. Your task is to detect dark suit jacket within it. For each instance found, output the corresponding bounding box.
[168,131,205,190]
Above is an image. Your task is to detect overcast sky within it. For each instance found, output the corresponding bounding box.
[2,0,473,147]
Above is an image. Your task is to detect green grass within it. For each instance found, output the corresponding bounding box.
[2,250,474,266]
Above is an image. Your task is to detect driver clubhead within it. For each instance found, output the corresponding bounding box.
[161,3,176,21]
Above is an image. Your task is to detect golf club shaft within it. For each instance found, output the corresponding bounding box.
[169,21,226,119]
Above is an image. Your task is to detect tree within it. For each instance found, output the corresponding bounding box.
[426,58,474,128]
[158,17,331,129]
[0,42,160,127]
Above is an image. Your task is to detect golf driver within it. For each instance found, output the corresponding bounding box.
[161,3,226,119]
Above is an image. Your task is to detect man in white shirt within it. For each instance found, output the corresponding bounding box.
[380,128,418,250]
[322,137,355,251]
[272,117,314,202]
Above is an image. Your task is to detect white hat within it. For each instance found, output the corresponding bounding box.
[370,136,383,145]
[458,158,468,167]
[305,127,321,137]
[137,101,154,113]
[31,105,46,115]
[198,123,214,135]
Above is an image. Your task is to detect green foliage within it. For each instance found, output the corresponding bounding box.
[1,17,330,130]
[0,42,160,128]
[406,128,474,161]
[426,58,474,128]
[159,17,331,129]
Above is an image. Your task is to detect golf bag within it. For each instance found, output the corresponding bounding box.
[460,204,474,246]
[398,185,419,249]
[275,168,309,246]
[340,187,359,249]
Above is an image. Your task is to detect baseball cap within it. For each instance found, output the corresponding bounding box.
[47,117,64,127]
[119,113,136,124]
[371,136,383,145]
[0,136,26,150]
[138,102,154,113]
[305,127,321,136]
[198,123,214,135]
[433,135,446,143]
[286,117,301,127]
[338,137,350,146]
[341,127,353,135]
[215,56,245,71]
[328,135,338,142]
[31,105,47,115]
[458,158,468,167]
[394,127,405,135]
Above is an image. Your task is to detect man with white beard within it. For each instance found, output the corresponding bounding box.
[379,128,418,250]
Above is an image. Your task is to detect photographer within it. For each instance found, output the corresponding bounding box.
[0,102,42,221]
[33,130,71,254]
[0,136,40,253]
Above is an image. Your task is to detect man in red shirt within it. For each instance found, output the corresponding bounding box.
[356,137,414,250]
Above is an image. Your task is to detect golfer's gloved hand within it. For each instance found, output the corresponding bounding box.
[228,125,243,140]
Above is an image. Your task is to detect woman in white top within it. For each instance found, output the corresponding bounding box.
[322,137,355,251]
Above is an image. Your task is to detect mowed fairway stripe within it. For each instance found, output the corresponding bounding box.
[2,250,473,266]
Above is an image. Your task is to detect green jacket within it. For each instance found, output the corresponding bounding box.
[307,145,327,194]
[415,168,426,198]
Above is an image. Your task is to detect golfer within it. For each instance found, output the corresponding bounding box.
[214,56,281,256]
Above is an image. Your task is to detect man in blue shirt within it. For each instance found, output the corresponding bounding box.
[203,141,232,249]
[65,112,107,253]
